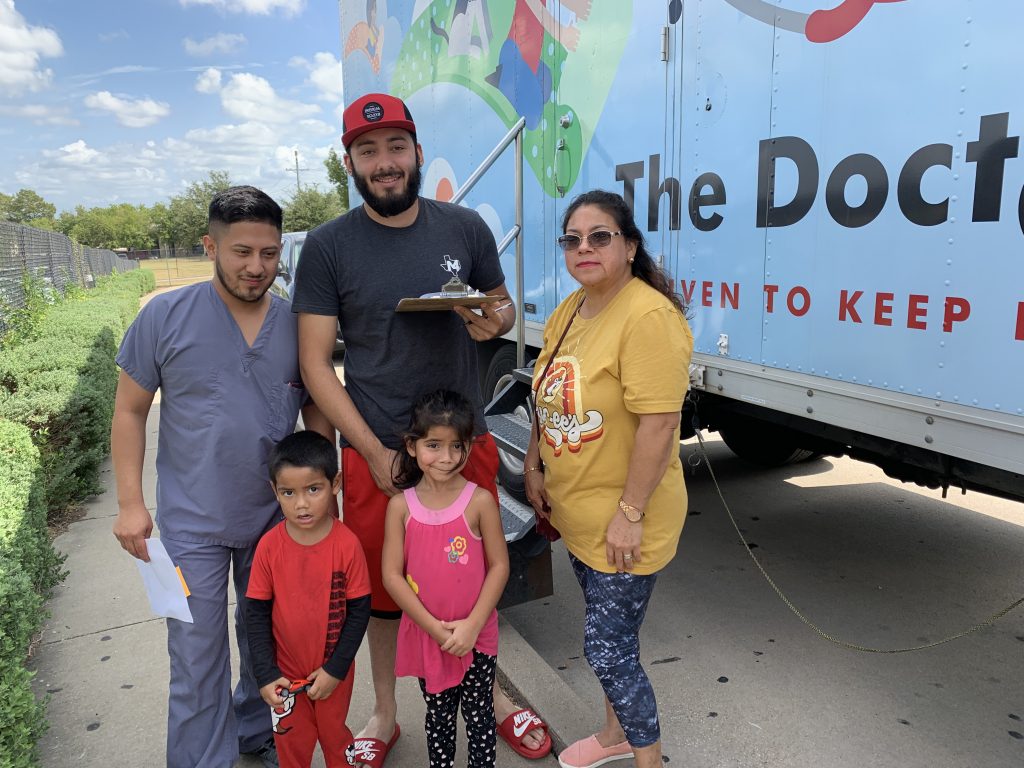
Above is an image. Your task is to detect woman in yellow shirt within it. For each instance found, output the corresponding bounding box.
[524,190,693,768]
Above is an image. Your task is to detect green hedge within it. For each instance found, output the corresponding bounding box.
[0,269,155,513]
[0,421,59,767]
[0,269,154,767]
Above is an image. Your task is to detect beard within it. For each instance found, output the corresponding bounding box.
[352,162,423,218]
[214,258,268,303]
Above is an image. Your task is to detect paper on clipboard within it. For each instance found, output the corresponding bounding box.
[395,294,506,312]
[135,538,193,623]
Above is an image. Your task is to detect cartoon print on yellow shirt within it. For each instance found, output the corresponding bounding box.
[536,356,604,456]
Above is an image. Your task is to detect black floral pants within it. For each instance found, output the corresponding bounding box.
[418,650,498,767]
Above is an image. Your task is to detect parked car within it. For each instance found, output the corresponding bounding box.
[272,231,344,353]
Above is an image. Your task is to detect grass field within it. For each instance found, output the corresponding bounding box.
[137,257,212,286]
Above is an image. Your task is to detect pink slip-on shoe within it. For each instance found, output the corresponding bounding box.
[557,734,632,768]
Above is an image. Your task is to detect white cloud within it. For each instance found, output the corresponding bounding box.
[0,103,77,125]
[25,139,171,206]
[15,72,333,209]
[195,67,222,94]
[0,0,64,95]
[183,32,247,57]
[45,139,100,166]
[84,91,171,128]
[219,72,319,124]
[290,52,342,102]
[179,0,304,16]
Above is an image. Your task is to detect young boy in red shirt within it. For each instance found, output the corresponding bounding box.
[246,430,371,767]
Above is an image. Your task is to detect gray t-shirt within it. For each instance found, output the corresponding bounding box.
[116,282,306,547]
[292,199,504,449]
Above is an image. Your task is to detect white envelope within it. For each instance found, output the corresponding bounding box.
[134,538,193,623]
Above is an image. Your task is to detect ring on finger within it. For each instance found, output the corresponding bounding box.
[623,553,633,560]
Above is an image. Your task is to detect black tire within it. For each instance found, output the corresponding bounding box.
[483,344,530,502]
[718,420,818,467]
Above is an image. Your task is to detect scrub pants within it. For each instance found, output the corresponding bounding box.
[162,537,272,768]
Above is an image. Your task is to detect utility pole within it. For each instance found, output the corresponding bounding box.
[293,150,309,194]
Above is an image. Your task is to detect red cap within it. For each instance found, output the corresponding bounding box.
[341,93,416,149]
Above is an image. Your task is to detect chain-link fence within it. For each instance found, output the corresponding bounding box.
[0,222,137,335]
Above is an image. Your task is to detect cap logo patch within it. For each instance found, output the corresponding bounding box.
[362,102,383,122]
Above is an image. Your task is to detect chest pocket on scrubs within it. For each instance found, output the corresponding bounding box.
[159,366,220,431]
[266,381,306,441]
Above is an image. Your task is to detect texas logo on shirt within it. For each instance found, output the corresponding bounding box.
[536,356,603,455]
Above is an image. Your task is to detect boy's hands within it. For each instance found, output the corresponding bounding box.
[306,667,340,700]
[260,677,291,707]
[439,619,481,657]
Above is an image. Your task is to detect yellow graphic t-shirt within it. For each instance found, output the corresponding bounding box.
[534,279,694,575]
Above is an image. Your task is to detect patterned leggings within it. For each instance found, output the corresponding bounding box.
[418,650,498,767]
[570,554,661,747]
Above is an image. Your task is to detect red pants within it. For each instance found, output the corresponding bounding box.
[271,669,355,768]
[342,434,500,614]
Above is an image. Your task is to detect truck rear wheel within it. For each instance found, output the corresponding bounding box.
[483,345,530,502]
[717,420,818,467]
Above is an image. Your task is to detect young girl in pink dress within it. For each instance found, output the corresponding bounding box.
[382,389,510,768]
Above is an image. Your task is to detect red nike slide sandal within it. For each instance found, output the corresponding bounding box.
[498,708,552,759]
[346,724,400,767]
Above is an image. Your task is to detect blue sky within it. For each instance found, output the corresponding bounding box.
[0,0,344,213]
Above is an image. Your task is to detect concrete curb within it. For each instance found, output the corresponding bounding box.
[497,615,590,756]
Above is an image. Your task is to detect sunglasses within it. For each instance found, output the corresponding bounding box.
[556,230,622,252]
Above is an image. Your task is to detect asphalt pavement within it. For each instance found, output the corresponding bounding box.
[505,434,1024,768]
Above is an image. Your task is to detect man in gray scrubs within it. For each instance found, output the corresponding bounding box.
[111,186,332,768]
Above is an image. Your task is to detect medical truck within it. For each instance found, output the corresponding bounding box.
[339,0,1024,535]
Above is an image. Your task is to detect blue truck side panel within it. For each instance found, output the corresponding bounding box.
[341,0,1024,419]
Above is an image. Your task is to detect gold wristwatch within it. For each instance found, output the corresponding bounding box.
[618,498,644,522]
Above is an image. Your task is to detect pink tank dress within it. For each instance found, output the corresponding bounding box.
[394,481,499,694]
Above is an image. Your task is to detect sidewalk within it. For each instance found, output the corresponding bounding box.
[29,405,573,767]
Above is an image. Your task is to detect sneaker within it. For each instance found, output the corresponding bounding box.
[557,734,632,768]
[244,737,279,768]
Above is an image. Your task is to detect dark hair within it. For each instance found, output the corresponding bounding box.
[394,389,476,488]
[208,185,283,233]
[561,189,685,315]
[268,430,338,484]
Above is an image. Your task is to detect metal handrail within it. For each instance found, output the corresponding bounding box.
[451,117,527,368]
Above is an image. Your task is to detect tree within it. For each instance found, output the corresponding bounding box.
[166,171,232,249]
[149,202,173,253]
[55,204,156,249]
[0,188,57,228]
[324,148,350,213]
[283,186,343,232]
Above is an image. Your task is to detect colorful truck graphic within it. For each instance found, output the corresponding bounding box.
[340,0,1024,504]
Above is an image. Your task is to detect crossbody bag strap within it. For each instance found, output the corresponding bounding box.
[530,294,585,445]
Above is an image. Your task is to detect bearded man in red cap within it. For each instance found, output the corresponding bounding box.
[291,93,551,765]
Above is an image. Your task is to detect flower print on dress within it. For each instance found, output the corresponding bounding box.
[444,535,469,565]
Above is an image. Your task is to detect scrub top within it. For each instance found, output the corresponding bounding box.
[116,281,306,547]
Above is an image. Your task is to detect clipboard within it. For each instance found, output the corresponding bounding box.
[395,294,507,312]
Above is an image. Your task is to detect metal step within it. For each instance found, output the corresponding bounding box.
[499,486,536,543]
[512,366,534,385]
[486,412,531,460]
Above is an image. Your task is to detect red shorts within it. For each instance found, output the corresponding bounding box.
[341,433,499,616]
